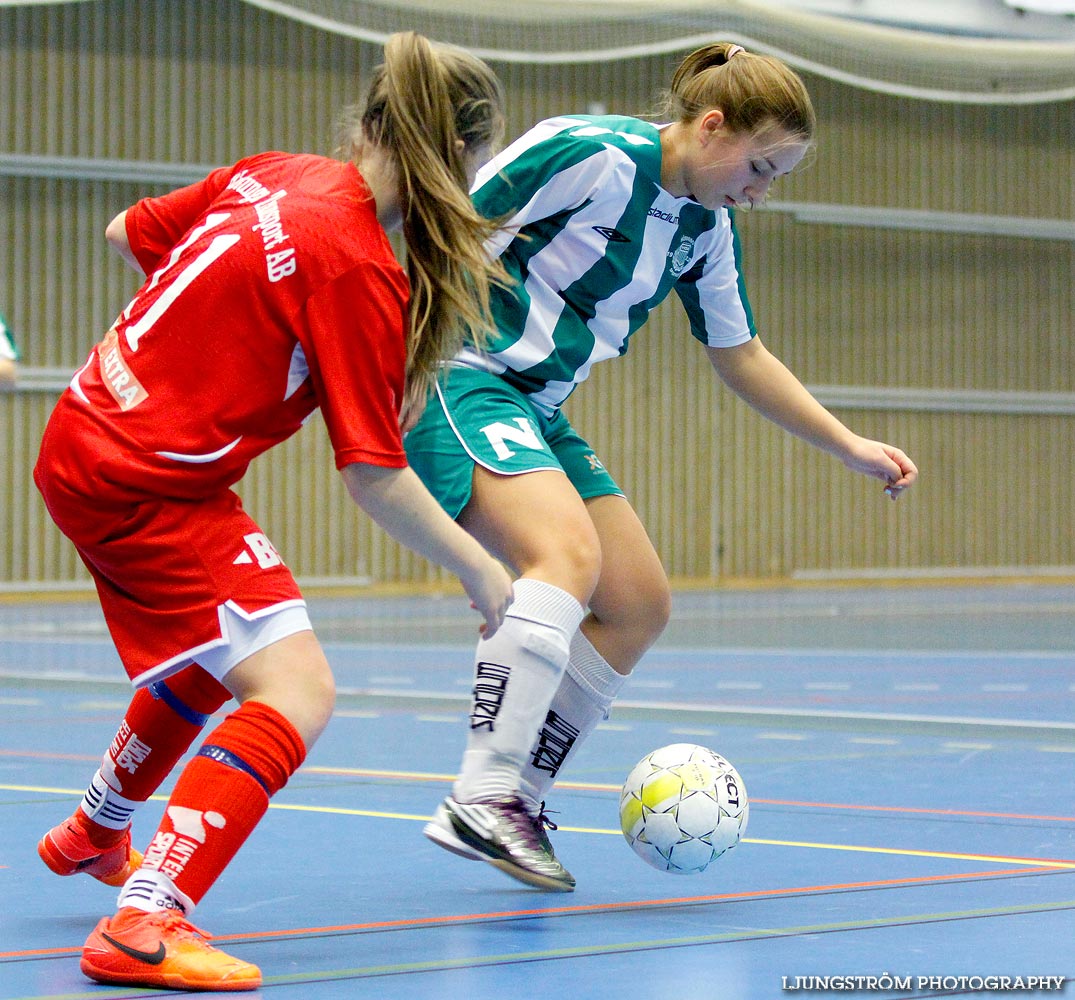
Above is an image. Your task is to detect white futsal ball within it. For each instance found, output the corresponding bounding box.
[619,743,749,874]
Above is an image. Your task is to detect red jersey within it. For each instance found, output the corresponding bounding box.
[61,151,409,500]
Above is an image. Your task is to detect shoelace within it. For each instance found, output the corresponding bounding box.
[536,802,559,832]
[157,912,213,942]
[484,796,544,850]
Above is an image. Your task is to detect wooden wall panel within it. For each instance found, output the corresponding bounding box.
[2,0,1072,587]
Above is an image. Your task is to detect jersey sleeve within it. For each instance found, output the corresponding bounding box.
[299,260,410,470]
[123,163,238,275]
[673,210,757,348]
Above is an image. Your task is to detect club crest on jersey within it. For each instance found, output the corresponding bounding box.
[668,236,695,277]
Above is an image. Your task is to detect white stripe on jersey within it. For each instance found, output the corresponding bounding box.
[492,150,640,377]
[155,437,242,464]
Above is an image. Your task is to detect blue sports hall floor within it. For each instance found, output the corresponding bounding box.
[1,582,1072,998]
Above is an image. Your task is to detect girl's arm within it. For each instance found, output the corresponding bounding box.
[707,337,918,499]
[105,211,144,273]
[340,462,514,631]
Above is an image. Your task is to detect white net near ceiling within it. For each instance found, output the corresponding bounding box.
[4,0,1074,103]
[237,0,1075,103]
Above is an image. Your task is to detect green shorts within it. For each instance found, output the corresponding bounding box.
[404,366,623,519]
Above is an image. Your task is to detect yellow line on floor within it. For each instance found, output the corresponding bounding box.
[7,782,1072,870]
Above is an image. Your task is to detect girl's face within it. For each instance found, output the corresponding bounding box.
[668,110,810,211]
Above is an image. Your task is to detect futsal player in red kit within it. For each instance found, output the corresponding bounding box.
[33,33,512,992]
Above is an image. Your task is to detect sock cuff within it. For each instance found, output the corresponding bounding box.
[204,701,307,797]
[566,631,628,703]
[508,578,585,636]
[80,771,141,831]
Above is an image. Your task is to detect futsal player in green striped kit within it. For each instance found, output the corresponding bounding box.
[406,41,918,891]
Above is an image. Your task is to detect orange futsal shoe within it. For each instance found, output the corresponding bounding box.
[80,907,262,992]
[38,813,144,887]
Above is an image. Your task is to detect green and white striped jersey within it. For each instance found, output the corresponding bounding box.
[459,114,756,417]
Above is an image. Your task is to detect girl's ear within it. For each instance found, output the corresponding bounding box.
[697,108,726,144]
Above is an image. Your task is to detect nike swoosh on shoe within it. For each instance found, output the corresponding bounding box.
[101,933,167,966]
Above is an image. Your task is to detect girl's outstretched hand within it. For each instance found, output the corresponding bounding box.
[841,437,918,501]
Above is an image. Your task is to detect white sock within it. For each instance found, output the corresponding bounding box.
[454,578,584,803]
[117,867,195,916]
[519,629,628,814]
[80,769,140,831]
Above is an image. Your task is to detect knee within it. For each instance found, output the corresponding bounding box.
[295,660,336,743]
[253,664,335,748]
[228,634,336,747]
[598,563,672,648]
[523,518,603,606]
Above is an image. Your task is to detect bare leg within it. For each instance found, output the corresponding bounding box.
[579,494,671,673]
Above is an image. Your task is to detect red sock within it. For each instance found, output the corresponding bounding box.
[100,665,232,803]
[140,701,306,907]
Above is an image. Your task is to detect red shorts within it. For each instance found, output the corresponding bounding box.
[35,418,304,686]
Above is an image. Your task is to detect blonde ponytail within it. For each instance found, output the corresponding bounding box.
[345,33,508,419]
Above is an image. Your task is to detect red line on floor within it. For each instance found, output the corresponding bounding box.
[3,865,1053,959]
